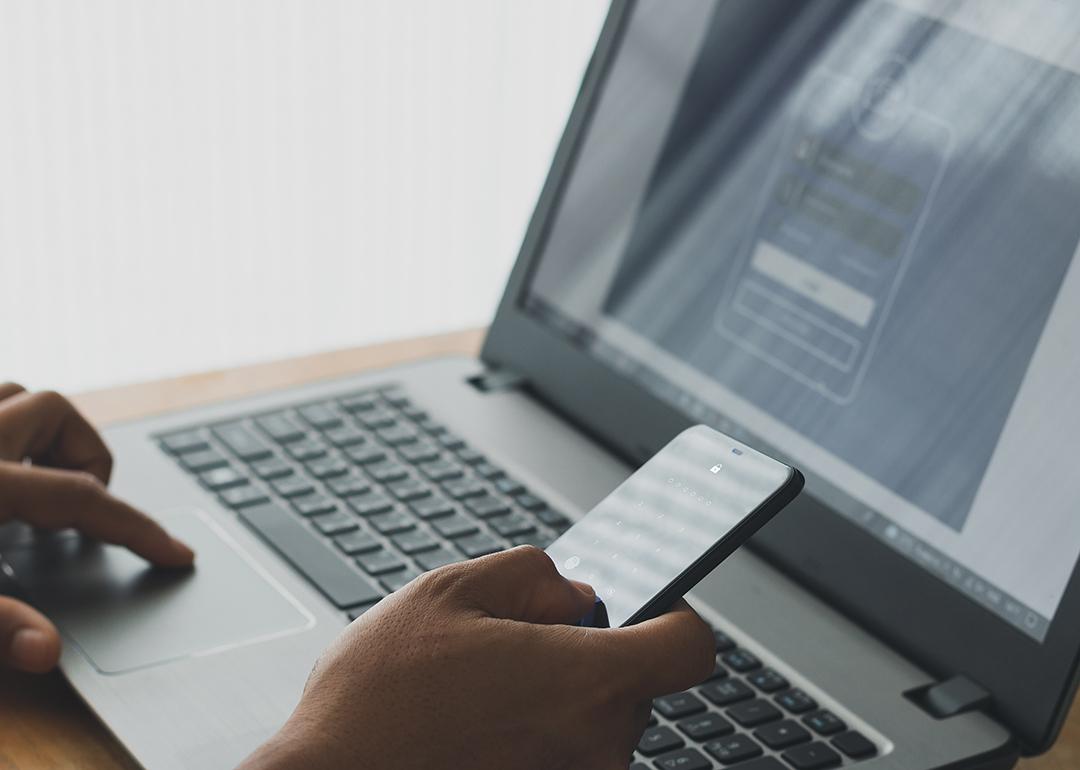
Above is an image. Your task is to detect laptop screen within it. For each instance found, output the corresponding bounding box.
[522,0,1080,642]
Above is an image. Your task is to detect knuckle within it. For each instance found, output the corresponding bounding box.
[66,471,105,500]
[36,389,71,412]
[0,382,26,395]
[412,561,467,600]
[33,390,75,421]
[511,544,555,575]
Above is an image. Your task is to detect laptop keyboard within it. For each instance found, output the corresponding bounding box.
[158,384,571,617]
[159,383,883,769]
[632,626,881,769]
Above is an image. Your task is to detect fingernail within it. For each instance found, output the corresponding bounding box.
[9,628,49,669]
[171,538,196,563]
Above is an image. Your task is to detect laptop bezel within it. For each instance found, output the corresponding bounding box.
[481,0,1080,753]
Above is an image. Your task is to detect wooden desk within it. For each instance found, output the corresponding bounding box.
[0,327,1076,769]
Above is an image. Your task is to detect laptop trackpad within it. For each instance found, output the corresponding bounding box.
[2,508,312,674]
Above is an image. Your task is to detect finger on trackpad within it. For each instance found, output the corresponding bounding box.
[2,508,312,674]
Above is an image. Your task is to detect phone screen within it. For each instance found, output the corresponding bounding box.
[546,426,795,627]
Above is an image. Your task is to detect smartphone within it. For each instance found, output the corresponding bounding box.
[546,425,803,627]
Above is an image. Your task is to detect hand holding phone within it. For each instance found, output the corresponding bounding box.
[546,425,803,627]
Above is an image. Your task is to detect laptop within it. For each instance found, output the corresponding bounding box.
[4,0,1080,767]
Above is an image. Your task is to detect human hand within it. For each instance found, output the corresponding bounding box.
[242,545,714,770]
[0,383,194,672]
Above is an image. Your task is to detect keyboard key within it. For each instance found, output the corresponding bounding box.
[255,413,305,443]
[181,449,229,472]
[700,679,754,706]
[676,712,733,741]
[489,512,536,538]
[272,476,316,499]
[327,474,372,498]
[398,441,441,464]
[466,495,512,519]
[238,502,384,608]
[494,477,524,495]
[473,461,503,479]
[287,439,328,462]
[432,513,480,539]
[703,734,762,765]
[377,424,418,446]
[415,547,463,571]
[780,742,841,770]
[325,425,369,448]
[455,447,484,464]
[747,668,788,693]
[775,689,817,714]
[653,747,711,770]
[631,764,650,770]
[715,759,783,770]
[380,567,421,593]
[727,699,782,728]
[334,529,381,555]
[213,423,273,461]
[438,432,465,450]
[391,529,440,555]
[456,531,503,558]
[349,493,395,517]
[160,431,208,455]
[357,409,397,429]
[508,530,554,548]
[722,649,761,673]
[654,692,707,720]
[306,456,350,480]
[706,662,728,681]
[754,720,810,750]
[712,629,736,652]
[515,493,544,510]
[251,457,294,480]
[356,549,407,576]
[443,479,486,500]
[535,507,570,530]
[417,417,446,435]
[368,510,416,535]
[637,726,684,756]
[801,711,845,737]
[219,486,269,509]
[311,510,356,536]
[199,466,247,491]
[292,495,337,517]
[367,461,410,484]
[830,730,875,759]
[344,444,387,465]
[410,497,456,519]
[379,386,410,407]
[298,403,342,430]
[419,460,464,481]
[346,600,381,621]
[388,479,432,502]
[401,404,427,421]
[340,393,378,413]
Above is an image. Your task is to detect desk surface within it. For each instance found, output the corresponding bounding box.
[0,328,1076,769]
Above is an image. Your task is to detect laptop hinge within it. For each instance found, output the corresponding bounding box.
[905,674,992,719]
[467,368,527,394]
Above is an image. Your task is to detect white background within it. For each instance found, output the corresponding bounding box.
[1,0,608,393]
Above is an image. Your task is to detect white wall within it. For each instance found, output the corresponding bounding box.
[0,1,608,393]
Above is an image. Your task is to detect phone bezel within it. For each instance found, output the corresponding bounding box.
[624,466,805,627]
